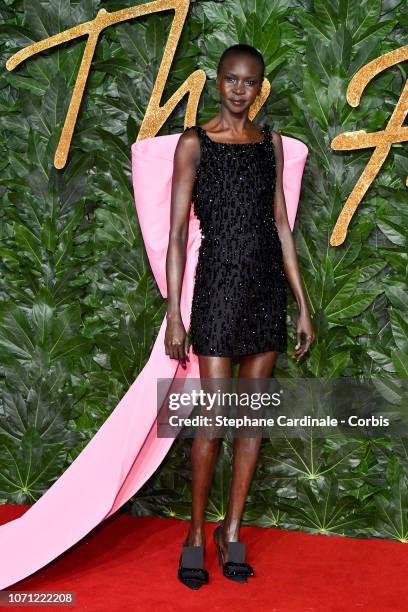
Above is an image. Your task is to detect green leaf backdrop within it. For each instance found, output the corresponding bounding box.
[0,0,407,541]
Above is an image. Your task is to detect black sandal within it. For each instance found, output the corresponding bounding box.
[178,544,209,590]
[213,524,255,583]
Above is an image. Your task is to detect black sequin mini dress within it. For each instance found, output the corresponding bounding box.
[185,123,287,363]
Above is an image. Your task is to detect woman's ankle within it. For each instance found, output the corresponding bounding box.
[184,524,206,546]
[221,521,240,542]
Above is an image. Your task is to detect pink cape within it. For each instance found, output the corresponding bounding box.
[0,131,308,589]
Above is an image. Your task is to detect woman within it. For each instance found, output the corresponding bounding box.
[165,44,314,589]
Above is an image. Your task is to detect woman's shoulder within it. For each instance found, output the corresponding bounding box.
[177,125,202,148]
[174,126,201,166]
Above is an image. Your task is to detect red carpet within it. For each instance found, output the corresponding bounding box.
[0,504,407,611]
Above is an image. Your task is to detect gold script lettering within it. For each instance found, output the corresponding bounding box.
[330,44,408,246]
[6,0,270,170]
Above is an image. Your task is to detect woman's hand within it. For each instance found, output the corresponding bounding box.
[164,315,190,369]
[293,306,315,362]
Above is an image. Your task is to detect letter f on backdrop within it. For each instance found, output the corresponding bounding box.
[330,44,408,246]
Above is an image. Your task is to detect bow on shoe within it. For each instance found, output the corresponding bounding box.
[178,567,209,583]
[223,561,255,578]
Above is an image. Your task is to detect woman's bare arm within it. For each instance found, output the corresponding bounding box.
[271,130,315,361]
[165,129,200,366]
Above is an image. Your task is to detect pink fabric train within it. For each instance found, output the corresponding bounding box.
[0,130,308,590]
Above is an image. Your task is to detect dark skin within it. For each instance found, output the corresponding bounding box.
[165,53,314,560]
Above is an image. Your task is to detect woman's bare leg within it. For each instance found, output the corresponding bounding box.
[184,354,232,547]
[217,350,278,558]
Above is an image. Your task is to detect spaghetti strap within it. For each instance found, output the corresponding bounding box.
[183,125,205,146]
[262,122,271,142]
[184,125,203,135]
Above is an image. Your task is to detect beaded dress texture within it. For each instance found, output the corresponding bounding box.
[185,123,287,363]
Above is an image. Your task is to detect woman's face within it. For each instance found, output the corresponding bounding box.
[216,53,263,114]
